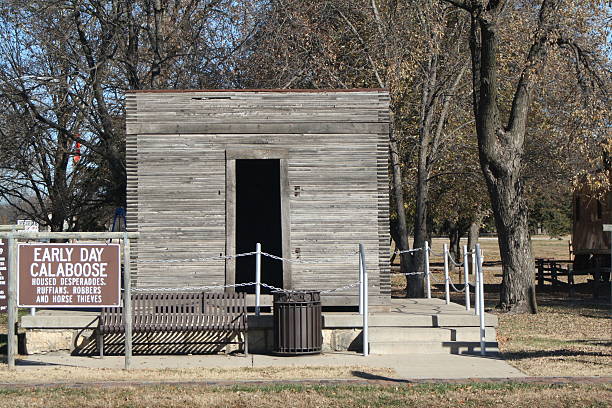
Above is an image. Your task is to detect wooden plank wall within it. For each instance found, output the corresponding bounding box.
[126,90,391,304]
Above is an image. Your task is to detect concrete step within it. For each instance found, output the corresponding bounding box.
[323,313,498,328]
[369,327,452,342]
[452,327,497,342]
[368,327,497,343]
[369,340,499,355]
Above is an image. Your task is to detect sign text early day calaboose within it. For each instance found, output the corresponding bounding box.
[18,244,121,307]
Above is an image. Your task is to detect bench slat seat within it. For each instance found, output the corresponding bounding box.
[97,292,248,355]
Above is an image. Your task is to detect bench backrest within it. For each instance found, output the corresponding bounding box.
[100,291,247,330]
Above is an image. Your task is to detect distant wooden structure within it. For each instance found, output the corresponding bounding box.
[572,183,612,273]
[125,89,391,306]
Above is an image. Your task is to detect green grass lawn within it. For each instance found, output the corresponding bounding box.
[0,383,610,408]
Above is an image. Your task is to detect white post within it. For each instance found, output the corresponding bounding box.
[123,232,132,370]
[7,235,17,369]
[255,242,261,316]
[474,248,480,316]
[463,245,471,311]
[424,241,431,299]
[359,248,364,315]
[443,244,450,304]
[30,308,35,316]
[476,244,486,356]
[359,243,368,356]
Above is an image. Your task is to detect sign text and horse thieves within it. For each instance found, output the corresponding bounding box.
[0,239,8,313]
[18,244,121,307]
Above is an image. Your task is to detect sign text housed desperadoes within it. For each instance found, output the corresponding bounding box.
[18,244,121,307]
[0,239,8,313]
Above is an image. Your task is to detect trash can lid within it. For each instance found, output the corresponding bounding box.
[273,290,321,303]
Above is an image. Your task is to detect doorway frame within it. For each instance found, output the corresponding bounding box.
[225,147,292,291]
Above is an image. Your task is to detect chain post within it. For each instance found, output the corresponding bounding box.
[476,244,486,356]
[424,241,431,299]
[443,244,450,304]
[255,243,261,316]
[463,245,471,311]
[359,243,368,357]
[359,247,364,315]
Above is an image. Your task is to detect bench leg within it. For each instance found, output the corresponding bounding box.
[97,332,104,358]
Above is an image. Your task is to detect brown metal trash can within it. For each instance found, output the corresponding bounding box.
[273,291,322,355]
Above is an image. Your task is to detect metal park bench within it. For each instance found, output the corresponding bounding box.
[96,292,248,356]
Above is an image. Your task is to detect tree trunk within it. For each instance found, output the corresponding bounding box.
[485,173,537,313]
[389,123,411,287]
[467,216,481,251]
[409,147,428,298]
[467,214,482,270]
[459,0,557,313]
[448,227,461,270]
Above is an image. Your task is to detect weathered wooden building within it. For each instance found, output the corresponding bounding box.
[126,89,391,306]
[572,180,612,272]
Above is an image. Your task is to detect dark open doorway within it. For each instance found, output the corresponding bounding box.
[235,159,283,293]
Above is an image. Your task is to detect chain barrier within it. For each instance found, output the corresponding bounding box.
[132,280,364,294]
[136,251,258,264]
[259,283,300,293]
[260,281,362,294]
[396,271,426,276]
[394,247,422,255]
[447,253,464,267]
[428,271,444,284]
[428,249,445,257]
[260,251,359,264]
[131,281,257,293]
[130,247,366,295]
[321,281,361,293]
[448,276,467,292]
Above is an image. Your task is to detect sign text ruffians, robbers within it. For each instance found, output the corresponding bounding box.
[18,244,120,307]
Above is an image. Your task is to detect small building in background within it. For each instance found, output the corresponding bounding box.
[572,177,612,272]
[125,89,391,306]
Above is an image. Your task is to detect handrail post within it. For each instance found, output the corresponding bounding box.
[476,243,486,356]
[463,245,470,311]
[123,232,132,370]
[255,243,261,316]
[359,247,364,315]
[443,244,450,304]
[474,248,480,316]
[7,234,17,369]
[424,241,431,299]
[359,243,368,356]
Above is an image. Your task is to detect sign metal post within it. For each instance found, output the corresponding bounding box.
[7,237,17,368]
[123,232,132,370]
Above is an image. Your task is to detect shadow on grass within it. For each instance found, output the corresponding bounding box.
[503,348,612,360]
[350,370,409,384]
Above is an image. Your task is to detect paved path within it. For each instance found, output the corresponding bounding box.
[18,350,524,380]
